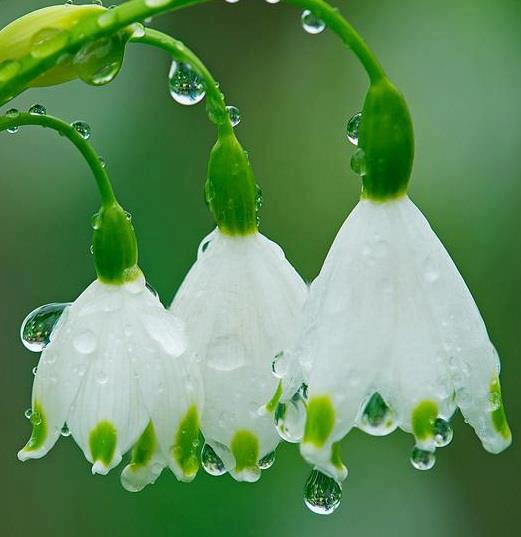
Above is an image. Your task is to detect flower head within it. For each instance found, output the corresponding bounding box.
[289,195,511,480]
[171,229,307,481]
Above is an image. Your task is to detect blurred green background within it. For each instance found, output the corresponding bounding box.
[1,0,519,536]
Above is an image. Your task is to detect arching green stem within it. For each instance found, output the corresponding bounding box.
[131,28,233,131]
[0,112,116,207]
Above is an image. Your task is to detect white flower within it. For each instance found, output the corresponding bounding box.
[19,271,203,489]
[290,195,511,480]
[171,229,307,481]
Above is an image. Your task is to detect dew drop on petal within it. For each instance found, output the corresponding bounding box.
[169,61,206,106]
[433,418,453,447]
[30,410,42,426]
[28,104,47,116]
[410,447,436,470]
[24,408,33,420]
[271,351,285,378]
[32,366,38,376]
[275,396,306,443]
[71,120,91,140]
[146,282,159,298]
[359,392,397,436]
[73,330,97,354]
[301,10,326,35]
[226,105,241,127]
[304,469,342,515]
[61,424,71,437]
[258,451,276,470]
[21,303,71,352]
[201,443,227,476]
[346,112,362,145]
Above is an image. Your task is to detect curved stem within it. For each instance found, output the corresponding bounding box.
[130,28,233,133]
[0,112,116,207]
[0,0,387,105]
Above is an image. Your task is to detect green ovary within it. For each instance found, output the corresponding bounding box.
[411,400,438,441]
[304,396,335,448]
[23,401,47,452]
[172,405,200,478]
[231,430,260,473]
[490,378,511,440]
[89,421,117,466]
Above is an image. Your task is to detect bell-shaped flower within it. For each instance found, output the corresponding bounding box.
[293,195,511,480]
[19,203,203,489]
[171,228,307,481]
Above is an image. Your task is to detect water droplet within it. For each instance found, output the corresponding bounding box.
[28,103,47,116]
[5,108,19,133]
[31,28,69,59]
[96,370,108,385]
[61,424,71,437]
[146,282,159,298]
[346,112,362,145]
[410,447,436,470]
[424,270,440,283]
[304,469,342,515]
[65,0,74,5]
[226,105,241,127]
[351,148,367,176]
[271,351,285,378]
[275,396,306,443]
[0,59,21,82]
[99,156,106,168]
[201,443,227,476]
[74,35,124,86]
[131,23,145,39]
[258,451,276,470]
[71,120,91,140]
[169,61,206,106]
[301,10,326,35]
[30,410,42,426]
[24,408,33,420]
[255,184,263,211]
[433,418,453,447]
[266,0,281,4]
[73,330,97,354]
[32,366,38,376]
[359,392,397,436]
[21,303,71,352]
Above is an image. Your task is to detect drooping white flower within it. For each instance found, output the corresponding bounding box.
[170,229,307,481]
[289,195,511,480]
[19,271,203,489]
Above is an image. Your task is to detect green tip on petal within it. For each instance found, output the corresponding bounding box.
[330,442,345,471]
[304,395,335,448]
[89,421,117,469]
[490,377,511,441]
[230,430,259,474]
[172,405,201,481]
[411,400,438,442]
[265,381,283,414]
[130,421,157,468]
[20,401,47,455]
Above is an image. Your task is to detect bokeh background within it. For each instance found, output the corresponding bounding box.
[0,0,520,536]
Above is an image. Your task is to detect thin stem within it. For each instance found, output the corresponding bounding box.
[0,0,387,105]
[130,28,233,133]
[0,112,116,207]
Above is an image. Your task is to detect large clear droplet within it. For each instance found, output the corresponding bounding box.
[358,392,397,436]
[351,148,367,176]
[74,35,124,86]
[433,418,453,447]
[226,105,241,127]
[258,451,276,470]
[71,120,91,140]
[304,469,342,515]
[21,303,71,352]
[201,443,226,476]
[28,103,47,116]
[169,61,206,106]
[31,28,69,59]
[346,112,362,145]
[410,447,436,470]
[275,395,306,443]
[301,10,326,35]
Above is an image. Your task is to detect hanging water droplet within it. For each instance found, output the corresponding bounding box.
[304,469,342,515]
[73,330,97,354]
[226,105,241,127]
[32,366,38,376]
[24,408,33,420]
[21,303,71,352]
[169,61,206,106]
[201,443,226,476]
[359,392,397,436]
[351,148,367,176]
[433,418,453,447]
[30,410,42,426]
[31,28,69,59]
[28,103,47,116]
[5,108,19,133]
[61,424,71,437]
[74,35,124,86]
[71,120,91,140]
[346,112,362,146]
[0,59,21,82]
[410,447,436,470]
[301,10,326,35]
[275,396,306,443]
[258,451,276,470]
